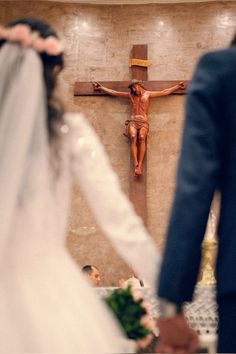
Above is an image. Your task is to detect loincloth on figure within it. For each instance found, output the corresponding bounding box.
[123,115,149,138]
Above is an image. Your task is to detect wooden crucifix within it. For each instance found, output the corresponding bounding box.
[74,45,187,224]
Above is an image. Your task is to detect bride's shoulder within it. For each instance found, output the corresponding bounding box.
[61,112,99,151]
[64,112,88,130]
[62,112,98,140]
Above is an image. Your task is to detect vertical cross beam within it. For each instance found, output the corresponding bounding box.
[129,45,148,225]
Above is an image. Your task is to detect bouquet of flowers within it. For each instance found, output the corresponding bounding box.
[105,285,155,349]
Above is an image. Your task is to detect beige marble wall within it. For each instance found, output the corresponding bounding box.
[1,1,235,285]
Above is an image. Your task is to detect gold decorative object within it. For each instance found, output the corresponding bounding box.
[198,239,217,285]
[198,210,217,285]
[129,58,151,67]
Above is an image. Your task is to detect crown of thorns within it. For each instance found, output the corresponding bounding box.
[128,79,145,89]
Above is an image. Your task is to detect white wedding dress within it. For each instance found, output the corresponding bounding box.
[0,43,160,353]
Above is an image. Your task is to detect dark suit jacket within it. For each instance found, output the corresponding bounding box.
[158,45,236,303]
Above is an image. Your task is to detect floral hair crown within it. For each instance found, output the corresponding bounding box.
[0,24,64,56]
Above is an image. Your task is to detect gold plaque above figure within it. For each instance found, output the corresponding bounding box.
[128,58,151,67]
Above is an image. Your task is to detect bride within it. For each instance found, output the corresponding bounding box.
[0,17,160,352]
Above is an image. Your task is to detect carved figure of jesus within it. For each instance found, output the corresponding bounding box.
[93,79,185,176]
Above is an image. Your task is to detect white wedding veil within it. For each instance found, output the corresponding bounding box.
[0,42,130,353]
[0,43,47,256]
[0,39,160,352]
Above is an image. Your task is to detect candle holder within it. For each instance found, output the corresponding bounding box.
[198,210,217,285]
[198,239,217,285]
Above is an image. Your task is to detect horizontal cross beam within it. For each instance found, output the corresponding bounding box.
[74,80,188,96]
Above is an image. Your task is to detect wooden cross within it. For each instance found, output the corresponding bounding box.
[74,45,187,225]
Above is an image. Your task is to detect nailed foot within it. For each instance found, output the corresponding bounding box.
[134,166,142,176]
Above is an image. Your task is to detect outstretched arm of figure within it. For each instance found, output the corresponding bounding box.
[66,112,160,290]
[92,81,129,98]
[149,81,185,98]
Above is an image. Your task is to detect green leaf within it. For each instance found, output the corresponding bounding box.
[104,285,151,340]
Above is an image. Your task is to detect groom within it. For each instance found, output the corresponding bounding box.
[156,34,236,353]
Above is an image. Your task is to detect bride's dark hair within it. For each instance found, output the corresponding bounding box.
[0,17,65,144]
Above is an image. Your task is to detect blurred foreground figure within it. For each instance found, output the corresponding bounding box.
[0,17,160,352]
[156,33,236,353]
